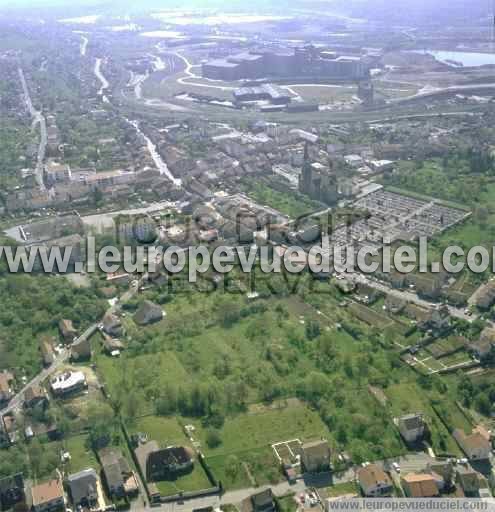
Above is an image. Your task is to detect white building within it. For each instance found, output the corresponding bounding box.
[397,413,425,444]
[344,154,364,168]
[50,371,87,397]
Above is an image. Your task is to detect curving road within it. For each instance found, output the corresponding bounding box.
[94,57,110,103]
[174,52,236,91]
[390,81,495,104]
[80,35,89,57]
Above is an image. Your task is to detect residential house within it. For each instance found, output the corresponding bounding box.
[59,320,77,343]
[473,424,492,444]
[44,160,71,184]
[147,445,193,479]
[67,469,98,509]
[468,327,495,361]
[419,305,450,333]
[250,489,276,512]
[427,460,455,491]
[456,466,482,497]
[401,473,439,498]
[453,428,491,461]
[99,448,139,499]
[301,440,331,473]
[40,336,56,367]
[335,278,356,294]
[344,154,364,168]
[478,482,492,499]
[488,466,495,490]
[0,371,14,404]
[2,414,19,445]
[27,421,60,442]
[384,296,406,314]
[31,478,65,512]
[357,464,393,497]
[135,441,193,482]
[0,474,25,511]
[70,337,92,362]
[0,422,9,448]
[24,384,48,410]
[404,304,431,324]
[472,282,495,311]
[106,272,131,285]
[133,301,164,326]
[354,284,381,305]
[50,371,87,397]
[409,274,443,301]
[102,312,123,337]
[397,414,425,445]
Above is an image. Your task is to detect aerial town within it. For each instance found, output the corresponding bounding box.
[1,0,495,511]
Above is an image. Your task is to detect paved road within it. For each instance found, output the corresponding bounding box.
[130,452,435,512]
[94,57,110,103]
[80,35,89,57]
[0,348,67,416]
[0,275,145,417]
[18,67,46,191]
[0,321,100,416]
[347,272,475,323]
[126,119,181,186]
[391,82,495,105]
[174,52,236,91]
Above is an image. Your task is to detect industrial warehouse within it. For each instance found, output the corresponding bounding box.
[233,84,292,106]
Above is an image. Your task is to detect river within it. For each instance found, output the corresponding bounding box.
[416,50,495,67]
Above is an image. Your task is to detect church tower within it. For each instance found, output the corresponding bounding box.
[299,142,313,195]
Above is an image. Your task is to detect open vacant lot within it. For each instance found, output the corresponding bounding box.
[193,401,332,488]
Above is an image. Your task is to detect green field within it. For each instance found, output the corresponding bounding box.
[277,494,298,512]
[321,481,359,498]
[239,177,324,218]
[427,337,467,359]
[64,434,99,474]
[195,401,331,488]
[131,416,187,446]
[197,402,330,456]
[289,84,356,104]
[155,465,212,496]
[92,268,483,478]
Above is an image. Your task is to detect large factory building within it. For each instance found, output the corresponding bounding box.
[202,46,369,82]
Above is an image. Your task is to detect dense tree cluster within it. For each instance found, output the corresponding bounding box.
[0,272,106,378]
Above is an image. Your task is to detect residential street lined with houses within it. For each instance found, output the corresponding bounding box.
[18,67,47,191]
